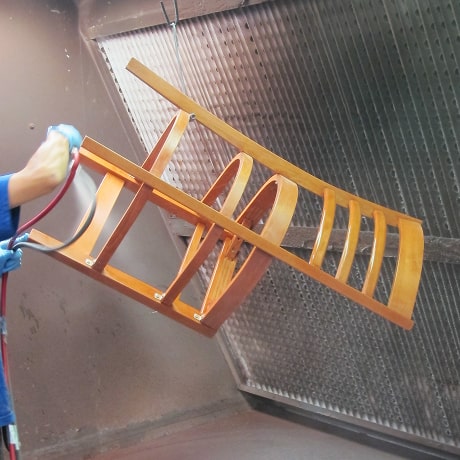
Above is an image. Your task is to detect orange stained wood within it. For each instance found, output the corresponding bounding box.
[201,174,299,329]
[29,59,425,335]
[72,173,125,255]
[387,219,424,317]
[92,110,190,271]
[80,138,201,226]
[162,152,253,305]
[335,200,361,283]
[362,211,387,297]
[310,188,336,268]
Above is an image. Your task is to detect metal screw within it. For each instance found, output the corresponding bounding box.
[154,293,164,301]
[193,313,202,321]
[85,258,94,267]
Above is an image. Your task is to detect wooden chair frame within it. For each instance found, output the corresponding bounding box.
[30,58,424,336]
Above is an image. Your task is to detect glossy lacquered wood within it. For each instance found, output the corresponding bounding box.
[30,60,424,334]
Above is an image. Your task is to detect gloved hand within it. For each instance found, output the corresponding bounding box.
[47,124,83,153]
[0,234,28,274]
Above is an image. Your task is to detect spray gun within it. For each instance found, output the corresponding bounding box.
[9,125,96,253]
[47,123,83,162]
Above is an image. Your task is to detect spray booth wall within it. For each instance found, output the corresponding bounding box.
[92,0,460,458]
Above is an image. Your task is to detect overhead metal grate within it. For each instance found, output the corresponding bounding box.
[97,0,460,456]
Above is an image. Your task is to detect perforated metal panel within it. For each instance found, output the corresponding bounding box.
[97,0,460,456]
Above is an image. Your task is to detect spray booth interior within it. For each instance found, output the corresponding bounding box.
[0,0,459,459]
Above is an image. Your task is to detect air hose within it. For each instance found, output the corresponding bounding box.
[0,149,97,460]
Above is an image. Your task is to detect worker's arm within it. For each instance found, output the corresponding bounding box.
[8,131,70,208]
[8,124,82,208]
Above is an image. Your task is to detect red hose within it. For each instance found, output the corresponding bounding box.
[11,150,81,245]
[0,151,80,459]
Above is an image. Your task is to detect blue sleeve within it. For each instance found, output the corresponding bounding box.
[0,175,18,425]
[0,175,20,240]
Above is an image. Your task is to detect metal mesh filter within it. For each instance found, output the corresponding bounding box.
[97,0,460,455]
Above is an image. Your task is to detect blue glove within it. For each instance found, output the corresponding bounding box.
[47,124,83,153]
[0,234,28,274]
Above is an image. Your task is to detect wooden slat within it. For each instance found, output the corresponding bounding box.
[336,200,361,283]
[201,152,253,215]
[162,224,224,305]
[201,247,238,313]
[71,173,125,256]
[362,211,387,297]
[146,110,190,176]
[310,188,336,268]
[179,222,206,270]
[201,249,271,329]
[387,219,424,317]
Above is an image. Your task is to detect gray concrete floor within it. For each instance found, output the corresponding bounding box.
[91,409,410,460]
